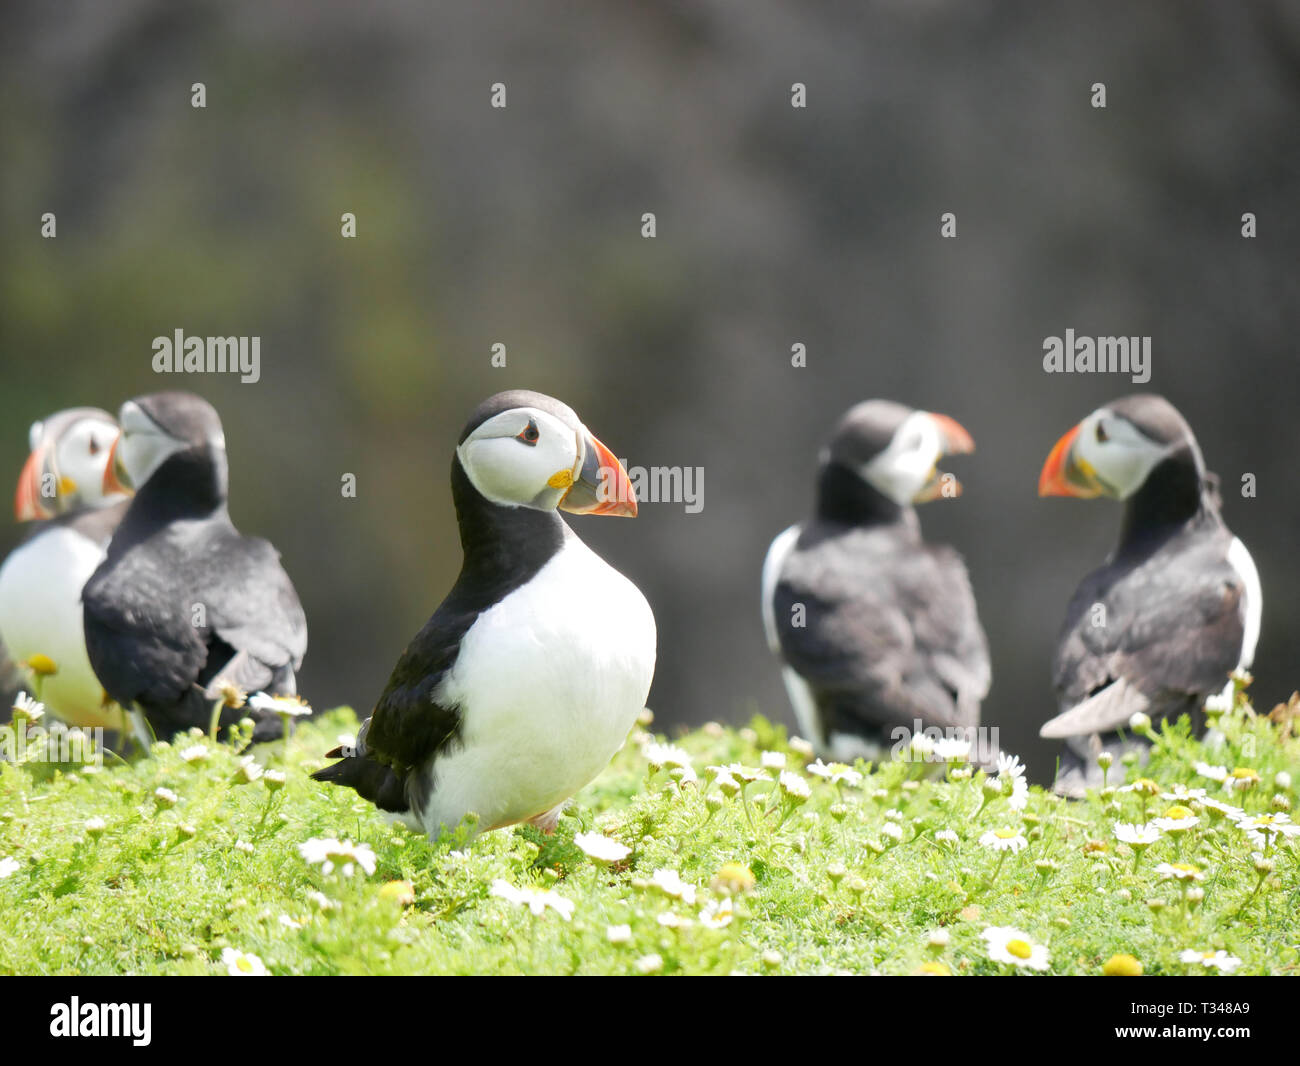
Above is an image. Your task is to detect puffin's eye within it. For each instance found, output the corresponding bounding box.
[516,420,540,446]
[88,438,101,456]
[1095,422,1109,444]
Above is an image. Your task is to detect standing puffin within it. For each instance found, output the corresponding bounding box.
[82,393,307,745]
[314,390,656,839]
[761,400,991,764]
[1038,394,1261,796]
[0,408,129,729]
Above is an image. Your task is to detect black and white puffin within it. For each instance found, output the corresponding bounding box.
[82,392,308,745]
[0,408,129,729]
[1038,394,1261,796]
[761,400,991,763]
[313,390,656,839]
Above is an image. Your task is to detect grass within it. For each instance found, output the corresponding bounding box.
[1,681,1297,976]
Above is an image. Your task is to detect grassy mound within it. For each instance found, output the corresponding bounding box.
[1,688,1297,975]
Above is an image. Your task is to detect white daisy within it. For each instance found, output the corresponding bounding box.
[1154,862,1204,882]
[221,947,268,976]
[699,898,734,929]
[934,737,971,763]
[1113,822,1161,847]
[573,832,631,864]
[642,742,692,770]
[760,751,787,770]
[179,744,209,764]
[489,879,575,920]
[996,752,1029,810]
[979,827,1028,853]
[0,857,19,879]
[1238,813,1300,848]
[1151,805,1200,833]
[1203,693,1233,715]
[247,692,312,716]
[934,829,959,846]
[606,924,632,944]
[297,837,377,878]
[982,926,1050,971]
[635,953,664,974]
[1161,784,1207,801]
[85,817,107,836]
[806,760,863,787]
[1179,949,1241,974]
[778,770,811,800]
[1197,796,1244,820]
[649,868,698,905]
[1194,762,1228,782]
[1225,767,1262,792]
[12,692,44,722]
[656,911,692,929]
[882,821,904,842]
[153,787,179,808]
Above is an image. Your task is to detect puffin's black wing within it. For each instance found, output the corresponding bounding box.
[1045,528,1244,738]
[83,520,306,733]
[312,596,472,814]
[773,528,990,737]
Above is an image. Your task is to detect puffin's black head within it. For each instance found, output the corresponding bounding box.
[14,407,122,520]
[104,392,228,496]
[1039,393,1204,501]
[454,390,636,516]
[824,399,976,506]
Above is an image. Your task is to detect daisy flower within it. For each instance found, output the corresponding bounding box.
[699,898,734,929]
[656,911,692,929]
[248,692,312,716]
[489,879,575,920]
[606,924,632,944]
[933,736,972,763]
[1151,805,1199,833]
[807,760,863,787]
[979,827,1028,853]
[1113,822,1160,847]
[153,787,179,808]
[1179,949,1241,974]
[1154,862,1204,882]
[982,926,1050,971]
[1197,796,1244,821]
[635,953,664,974]
[11,692,44,722]
[778,770,810,801]
[1203,693,1233,715]
[1238,813,1300,848]
[934,829,959,847]
[1225,767,1261,792]
[179,744,209,764]
[649,868,697,905]
[0,857,19,879]
[1161,784,1207,802]
[882,821,904,842]
[1194,762,1228,783]
[221,948,268,976]
[996,752,1030,810]
[297,837,377,878]
[85,817,107,837]
[642,742,691,771]
[760,751,786,771]
[573,832,631,864]
[710,862,755,895]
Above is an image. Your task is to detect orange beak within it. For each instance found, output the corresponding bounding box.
[102,434,132,497]
[928,412,975,455]
[14,443,53,521]
[559,431,637,517]
[1039,423,1102,498]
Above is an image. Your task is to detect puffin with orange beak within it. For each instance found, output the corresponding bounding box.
[314,390,655,838]
[0,408,130,729]
[761,400,991,764]
[82,392,308,746]
[1038,394,1260,796]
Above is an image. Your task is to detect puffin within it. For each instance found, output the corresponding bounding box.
[0,408,130,729]
[1037,394,1261,796]
[761,400,991,764]
[82,392,308,745]
[313,390,656,839]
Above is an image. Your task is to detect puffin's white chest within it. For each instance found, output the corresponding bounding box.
[0,527,125,730]
[421,536,656,835]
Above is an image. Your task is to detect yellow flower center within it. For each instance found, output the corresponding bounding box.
[1164,805,1193,820]
[26,654,57,676]
[1103,953,1143,976]
[235,956,253,973]
[1006,939,1033,959]
[1172,863,1198,875]
[995,828,1018,839]
[1132,778,1159,794]
[1231,768,1259,780]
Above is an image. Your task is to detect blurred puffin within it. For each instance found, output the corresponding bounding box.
[761,400,991,764]
[314,390,655,839]
[1038,394,1260,796]
[82,393,307,745]
[0,408,129,729]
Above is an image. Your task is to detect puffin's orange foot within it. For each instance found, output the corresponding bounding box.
[526,803,566,835]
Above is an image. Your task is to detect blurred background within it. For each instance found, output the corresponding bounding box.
[2,1,1297,781]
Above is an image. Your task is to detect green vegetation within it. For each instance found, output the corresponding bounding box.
[1,682,1297,975]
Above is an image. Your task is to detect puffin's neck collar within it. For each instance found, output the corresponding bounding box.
[125,447,228,524]
[450,457,565,576]
[1116,444,1214,553]
[814,461,913,529]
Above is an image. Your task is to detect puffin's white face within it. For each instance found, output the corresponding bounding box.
[457,407,585,511]
[861,411,946,506]
[1068,408,1171,500]
[114,400,221,489]
[49,417,124,510]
